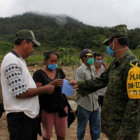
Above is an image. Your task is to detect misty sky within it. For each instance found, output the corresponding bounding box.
[0,0,140,29]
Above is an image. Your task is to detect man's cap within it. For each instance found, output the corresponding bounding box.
[15,29,41,47]
[80,49,95,58]
[103,24,127,45]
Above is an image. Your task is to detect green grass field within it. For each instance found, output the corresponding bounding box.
[0,41,140,66]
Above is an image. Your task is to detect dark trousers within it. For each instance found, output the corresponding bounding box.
[7,112,38,140]
[98,96,104,108]
[0,103,4,117]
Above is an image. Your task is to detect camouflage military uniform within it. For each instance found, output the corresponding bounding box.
[77,50,140,140]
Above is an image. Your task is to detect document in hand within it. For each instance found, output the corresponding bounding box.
[61,79,73,96]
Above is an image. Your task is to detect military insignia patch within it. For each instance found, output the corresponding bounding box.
[127,62,140,99]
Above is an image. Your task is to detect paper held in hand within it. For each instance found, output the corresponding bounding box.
[61,79,73,96]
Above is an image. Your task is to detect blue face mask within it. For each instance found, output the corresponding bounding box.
[107,46,114,57]
[96,60,103,65]
[87,58,94,65]
[48,64,58,70]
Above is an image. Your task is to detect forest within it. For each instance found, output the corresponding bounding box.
[0,12,140,66]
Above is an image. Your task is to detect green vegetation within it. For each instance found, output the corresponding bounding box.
[25,54,44,66]
[131,48,140,60]
[57,47,80,66]
[0,12,140,66]
[1,12,140,50]
[0,41,14,55]
[0,41,139,67]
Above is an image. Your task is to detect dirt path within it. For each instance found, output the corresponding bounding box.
[0,113,108,140]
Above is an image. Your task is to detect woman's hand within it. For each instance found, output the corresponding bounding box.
[49,79,63,87]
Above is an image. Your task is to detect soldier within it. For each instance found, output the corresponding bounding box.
[69,24,140,140]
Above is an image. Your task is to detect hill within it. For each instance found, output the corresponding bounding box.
[0,12,106,49]
[0,12,140,51]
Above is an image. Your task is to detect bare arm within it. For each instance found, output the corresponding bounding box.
[48,79,63,87]
[17,84,54,99]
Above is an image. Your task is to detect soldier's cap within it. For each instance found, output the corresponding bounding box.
[80,49,95,58]
[103,24,127,45]
[15,29,41,47]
